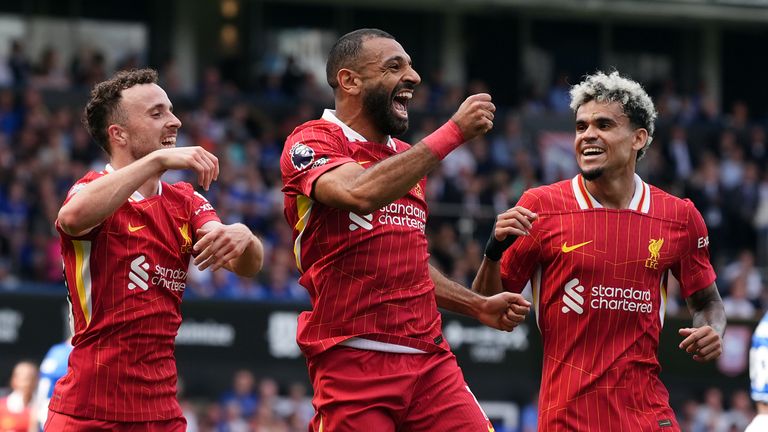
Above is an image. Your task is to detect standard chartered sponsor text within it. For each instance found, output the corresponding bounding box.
[590,284,652,313]
[153,264,187,291]
[378,202,426,231]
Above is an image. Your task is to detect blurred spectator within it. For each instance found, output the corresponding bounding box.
[722,250,763,302]
[722,274,757,319]
[0,360,38,432]
[7,40,31,87]
[692,387,729,432]
[31,46,70,89]
[274,382,313,429]
[219,369,259,419]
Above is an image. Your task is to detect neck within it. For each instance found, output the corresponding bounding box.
[584,171,636,209]
[335,101,387,144]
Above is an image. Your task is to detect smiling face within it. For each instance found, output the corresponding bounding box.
[118,83,181,160]
[358,37,420,136]
[573,100,647,181]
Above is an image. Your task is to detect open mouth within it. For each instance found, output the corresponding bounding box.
[581,146,605,159]
[392,89,413,119]
[161,136,176,147]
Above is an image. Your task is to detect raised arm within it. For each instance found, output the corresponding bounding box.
[58,146,219,236]
[314,94,495,214]
[430,264,529,332]
[678,283,726,362]
[471,206,538,296]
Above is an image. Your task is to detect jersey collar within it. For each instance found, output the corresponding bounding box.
[104,164,163,202]
[322,109,397,152]
[570,173,650,213]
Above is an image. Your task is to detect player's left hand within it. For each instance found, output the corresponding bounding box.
[478,291,530,332]
[678,326,722,362]
[193,223,253,272]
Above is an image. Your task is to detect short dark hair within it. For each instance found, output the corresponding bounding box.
[326,28,394,90]
[83,68,158,155]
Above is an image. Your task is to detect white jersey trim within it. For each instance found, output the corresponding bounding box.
[104,164,162,202]
[570,173,651,213]
[322,109,397,152]
[339,337,427,354]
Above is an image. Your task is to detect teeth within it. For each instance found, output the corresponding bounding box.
[396,91,413,100]
[162,137,176,145]
[582,148,603,156]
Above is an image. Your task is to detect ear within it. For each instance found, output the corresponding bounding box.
[632,128,649,151]
[107,124,127,149]
[337,68,362,96]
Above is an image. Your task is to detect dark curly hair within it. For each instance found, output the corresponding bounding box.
[326,28,394,90]
[83,68,158,155]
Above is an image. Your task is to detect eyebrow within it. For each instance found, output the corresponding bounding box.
[383,55,411,66]
[575,115,619,124]
[147,103,173,113]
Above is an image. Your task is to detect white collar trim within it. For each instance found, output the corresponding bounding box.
[570,173,650,213]
[104,164,162,202]
[322,109,397,151]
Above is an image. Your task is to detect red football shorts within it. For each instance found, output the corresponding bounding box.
[44,411,187,432]
[307,346,494,432]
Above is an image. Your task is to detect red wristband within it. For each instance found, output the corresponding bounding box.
[421,120,465,160]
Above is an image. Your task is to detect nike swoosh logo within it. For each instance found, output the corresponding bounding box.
[561,240,592,253]
[128,224,146,233]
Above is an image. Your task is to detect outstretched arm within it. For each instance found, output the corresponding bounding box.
[679,283,726,362]
[430,264,529,332]
[58,146,219,236]
[314,94,495,214]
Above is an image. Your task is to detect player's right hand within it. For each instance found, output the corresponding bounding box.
[152,146,219,190]
[495,206,538,240]
[451,93,496,141]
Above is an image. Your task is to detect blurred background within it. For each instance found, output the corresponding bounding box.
[1,0,767,430]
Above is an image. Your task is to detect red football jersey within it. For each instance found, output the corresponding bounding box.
[500,174,716,432]
[281,110,448,358]
[51,166,219,422]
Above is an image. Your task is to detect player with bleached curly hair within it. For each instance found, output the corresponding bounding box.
[473,70,726,431]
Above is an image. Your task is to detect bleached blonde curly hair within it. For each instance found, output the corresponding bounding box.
[569,71,657,160]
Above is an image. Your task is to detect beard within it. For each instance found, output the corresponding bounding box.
[580,167,604,181]
[362,84,409,137]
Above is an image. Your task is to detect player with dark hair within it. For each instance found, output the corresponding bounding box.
[473,71,726,431]
[281,28,530,431]
[46,68,264,431]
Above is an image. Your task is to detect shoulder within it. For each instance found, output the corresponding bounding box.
[520,180,573,211]
[648,185,699,220]
[65,170,103,198]
[392,137,412,151]
[166,181,194,194]
[164,182,208,204]
[287,119,342,142]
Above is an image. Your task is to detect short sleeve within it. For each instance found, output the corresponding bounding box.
[672,199,717,298]
[190,189,221,231]
[499,191,544,293]
[281,123,357,198]
[55,173,101,240]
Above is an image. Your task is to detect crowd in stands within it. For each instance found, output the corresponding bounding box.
[0,41,766,320]
[0,357,758,432]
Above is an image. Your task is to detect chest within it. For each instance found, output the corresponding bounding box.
[535,210,688,277]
